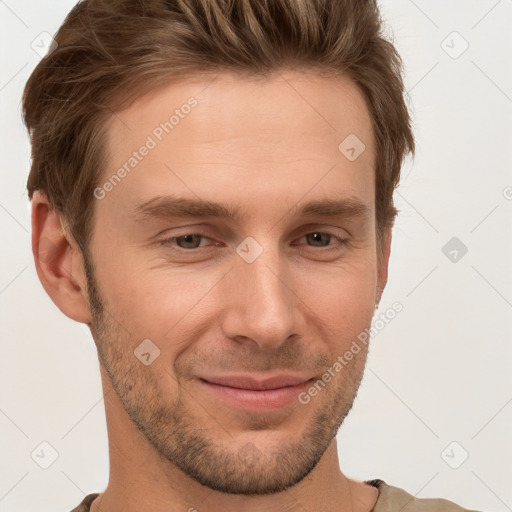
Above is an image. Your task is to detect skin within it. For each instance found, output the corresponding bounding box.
[32,70,391,512]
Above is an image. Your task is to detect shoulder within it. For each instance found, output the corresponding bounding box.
[69,493,99,512]
[366,479,482,512]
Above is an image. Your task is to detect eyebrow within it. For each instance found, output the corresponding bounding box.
[132,195,371,224]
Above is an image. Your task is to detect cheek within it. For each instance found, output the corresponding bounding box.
[295,261,377,343]
[91,234,378,354]
[93,255,222,345]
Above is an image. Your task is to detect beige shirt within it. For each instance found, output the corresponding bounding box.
[365,479,481,511]
[70,479,481,511]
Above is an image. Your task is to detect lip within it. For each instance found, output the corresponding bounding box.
[198,374,315,413]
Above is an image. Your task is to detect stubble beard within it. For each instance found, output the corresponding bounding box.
[83,252,367,495]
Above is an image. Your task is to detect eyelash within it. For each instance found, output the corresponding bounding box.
[158,232,348,251]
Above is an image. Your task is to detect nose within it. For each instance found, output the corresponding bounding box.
[219,242,302,350]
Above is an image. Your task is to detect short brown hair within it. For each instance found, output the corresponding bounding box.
[23,0,414,257]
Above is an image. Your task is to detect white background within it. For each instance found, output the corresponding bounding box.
[1,1,511,511]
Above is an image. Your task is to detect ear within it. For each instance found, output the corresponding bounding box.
[31,190,92,324]
[376,227,392,306]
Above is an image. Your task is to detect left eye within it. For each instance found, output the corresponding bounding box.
[296,232,345,248]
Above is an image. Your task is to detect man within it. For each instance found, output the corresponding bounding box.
[23,0,480,511]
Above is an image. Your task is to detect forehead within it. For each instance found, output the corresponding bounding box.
[100,70,375,223]
[107,69,374,153]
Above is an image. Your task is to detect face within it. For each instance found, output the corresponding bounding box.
[85,70,386,495]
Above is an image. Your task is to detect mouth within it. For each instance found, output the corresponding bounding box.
[197,374,315,413]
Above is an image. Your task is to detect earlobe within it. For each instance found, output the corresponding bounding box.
[31,191,92,324]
